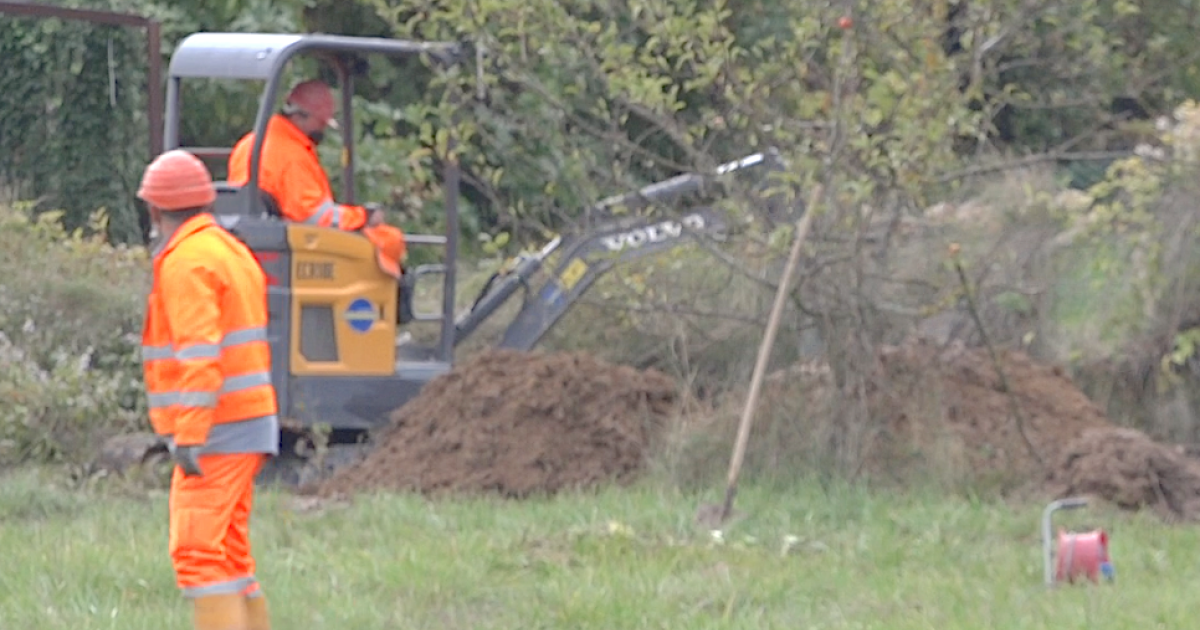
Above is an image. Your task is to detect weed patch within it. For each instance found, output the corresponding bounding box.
[0,205,148,467]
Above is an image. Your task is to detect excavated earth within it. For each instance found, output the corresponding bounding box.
[317,348,679,499]
[867,338,1112,488]
[308,337,1200,522]
[1045,427,1200,522]
[865,337,1200,521]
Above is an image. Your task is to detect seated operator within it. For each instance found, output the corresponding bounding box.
[226,79,408,281]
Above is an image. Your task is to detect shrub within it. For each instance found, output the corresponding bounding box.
[0,204,149,467]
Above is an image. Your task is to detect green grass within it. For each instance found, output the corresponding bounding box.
[0,467,1193,630]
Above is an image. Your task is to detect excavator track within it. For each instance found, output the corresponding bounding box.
[253,428,373,489]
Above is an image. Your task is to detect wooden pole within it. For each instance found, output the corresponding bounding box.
[715,184,823,523]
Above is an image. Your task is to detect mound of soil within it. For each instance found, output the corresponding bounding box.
[317,349,679,499]
[1046,427,1200,522]
[864,338,1200,520]
[870,338,1113,488]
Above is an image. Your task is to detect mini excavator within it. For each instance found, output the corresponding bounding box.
[150,32,796,478]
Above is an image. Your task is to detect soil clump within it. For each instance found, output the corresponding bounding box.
[1046,426,1200,522]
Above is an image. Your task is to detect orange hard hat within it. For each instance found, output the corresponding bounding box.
[285,79,340,129]
[137,149,217,211]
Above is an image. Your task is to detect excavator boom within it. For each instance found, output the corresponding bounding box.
[448,150,792,350]
[495,204,729,350]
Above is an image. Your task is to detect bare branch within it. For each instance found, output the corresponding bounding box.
[576,296,769,326]
[935,150,1131,184]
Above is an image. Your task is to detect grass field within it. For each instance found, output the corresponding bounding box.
[0,467,1193,629]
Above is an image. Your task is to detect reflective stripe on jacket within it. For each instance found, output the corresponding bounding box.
[227,114,369,231]
[141,213,280,455]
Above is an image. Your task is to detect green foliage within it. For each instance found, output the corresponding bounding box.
[3,0,1198,252]
[314,94,492,260]
[0,7,149,243]
[354,0,989,247]
[1053,102,1200,367]
[0,204,149,467]
[0,0,312,243]
[339,0,1197,241]
[1164,327,1200,384]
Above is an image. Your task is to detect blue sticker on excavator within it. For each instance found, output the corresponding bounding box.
[539,283,567,311]
[345,298,375,333]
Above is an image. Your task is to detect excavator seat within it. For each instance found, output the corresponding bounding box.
[211,181,283,218]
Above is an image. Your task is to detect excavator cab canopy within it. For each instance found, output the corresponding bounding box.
[163,31,464,213]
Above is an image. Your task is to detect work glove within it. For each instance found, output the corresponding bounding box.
[172,445,204,477]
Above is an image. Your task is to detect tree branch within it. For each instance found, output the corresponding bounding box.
[935,150,1131,184]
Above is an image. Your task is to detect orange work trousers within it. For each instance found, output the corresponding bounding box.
[168,452,266,598]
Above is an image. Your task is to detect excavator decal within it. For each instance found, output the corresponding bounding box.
[485,205,732,351]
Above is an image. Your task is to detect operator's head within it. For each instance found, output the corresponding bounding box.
[137,149,216,231]
[282,79,339,144]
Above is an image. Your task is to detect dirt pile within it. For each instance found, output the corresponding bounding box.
[868,338,1113,488]
[862,338,1200,520]
[317,348,679,499]
[1046,427,1200,522]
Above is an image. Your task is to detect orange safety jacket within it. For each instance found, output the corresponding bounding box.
[141,213,280,454]
[227,114,406,278]
[227,114,369,231]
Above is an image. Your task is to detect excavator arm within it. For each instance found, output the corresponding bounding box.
[448,149,797,350]
[494,204,730,350]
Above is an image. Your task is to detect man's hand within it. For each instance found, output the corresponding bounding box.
[364,202,385,227]
[173,445,204,477]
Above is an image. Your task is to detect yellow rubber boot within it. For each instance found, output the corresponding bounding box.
[192,593,249,630]
[245,593,271,630]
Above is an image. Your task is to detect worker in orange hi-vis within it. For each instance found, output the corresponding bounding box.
[226,79,408,280]
[138,149,280,630]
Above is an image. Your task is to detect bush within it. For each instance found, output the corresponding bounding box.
[0,204,149,467]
